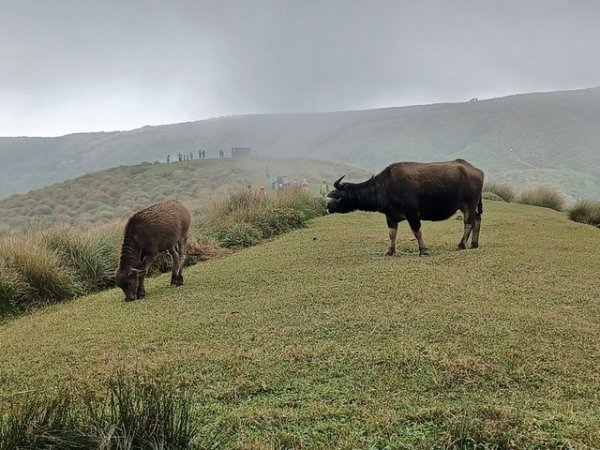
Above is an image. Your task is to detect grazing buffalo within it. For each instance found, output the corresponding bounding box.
[114,200,191,301]
[327,159,484,255]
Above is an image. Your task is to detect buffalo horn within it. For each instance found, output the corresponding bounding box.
[333,175,346,190]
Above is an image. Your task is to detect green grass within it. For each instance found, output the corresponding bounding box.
[1,202,599,448]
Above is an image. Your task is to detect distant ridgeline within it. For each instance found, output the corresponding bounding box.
[0,86,599,200]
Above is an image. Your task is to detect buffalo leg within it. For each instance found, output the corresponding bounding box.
[407,215,428,255]
[458,207,474,250]
[471,210,482,248]
[385,216,398,256]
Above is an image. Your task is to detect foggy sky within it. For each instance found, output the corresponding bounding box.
[1,0,599,137]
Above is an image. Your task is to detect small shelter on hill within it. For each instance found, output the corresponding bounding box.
[231,147,252,158]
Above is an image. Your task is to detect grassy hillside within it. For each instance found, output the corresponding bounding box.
[0,156,369,232]
[1,87,600,200]
[1,201,599,448]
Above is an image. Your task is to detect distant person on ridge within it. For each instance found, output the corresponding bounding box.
[320,180,329,197]
[256,185,267,200]
[166,155,170,164]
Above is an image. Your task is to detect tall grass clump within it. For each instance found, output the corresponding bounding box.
[271,187,327,218]
[41,226,121,292]
[0,236,80,311]
[198,188,326,248]
[89,376,200,449]
[568,199,600,227]
[0,374,202,450]
[483,181,515,202]
[517,185,564,211]
[0,256,28,316]
[0,396,90,450]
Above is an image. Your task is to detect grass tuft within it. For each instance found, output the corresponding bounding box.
[199,188,326,248]
[568,199,600,227]
[483,181,515,202]
[0,236,80,310]
[516,185,564,211]
[0,256,28,316]
[0,374,202,450]
[41,226,120,292]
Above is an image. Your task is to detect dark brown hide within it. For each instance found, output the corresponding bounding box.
[115,200,191,300]
[327,159,484,255]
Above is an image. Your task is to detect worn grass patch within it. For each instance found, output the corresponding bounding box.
[1,202,599,448]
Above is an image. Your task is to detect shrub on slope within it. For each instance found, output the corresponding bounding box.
[568,199,600,227]
[516,185,564,211]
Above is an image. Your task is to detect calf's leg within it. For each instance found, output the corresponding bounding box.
[136,253,156,299]
[136,273,146,299]
[176,236,187,284]
[168,247,183,286]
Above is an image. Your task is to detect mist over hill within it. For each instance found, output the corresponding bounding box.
[1,86,599,200]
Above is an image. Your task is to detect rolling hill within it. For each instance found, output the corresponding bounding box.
[1,86,599,201]
[0,156,369,232]
[1,201,599,447]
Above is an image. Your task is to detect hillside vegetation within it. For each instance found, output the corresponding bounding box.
[0,187,326,317]
[1,201,599,448]
[1,87,600,200]
[0,156,368,232]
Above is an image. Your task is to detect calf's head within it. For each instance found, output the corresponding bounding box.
[114,267,144,301]
[326,176,354,213]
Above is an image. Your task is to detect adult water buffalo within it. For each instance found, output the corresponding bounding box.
[113,200,191,301]
[327,159,484,256]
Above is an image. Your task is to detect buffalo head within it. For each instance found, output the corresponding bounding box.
[326,175,355,213]
[114,267,145,301]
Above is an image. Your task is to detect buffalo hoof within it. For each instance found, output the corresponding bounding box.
[418,249,429,256]
[471,243,479,249]
[457,243,466,250]
[385,250,395,256]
